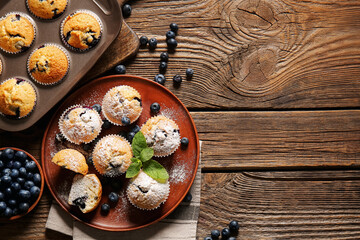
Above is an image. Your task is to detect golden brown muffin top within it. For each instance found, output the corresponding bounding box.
[0,13,35,53]
[51,149,88,175]
[27,0,68,19]
[28,45,69,84]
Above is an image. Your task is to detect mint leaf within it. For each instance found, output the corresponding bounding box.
[131,157,141,163]
[126,161,142,178]
[143,160,169,183]
[132,132,148,158]
[140,148,154,162]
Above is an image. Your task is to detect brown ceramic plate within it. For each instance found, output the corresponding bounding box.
[41,75,200,231]
[0,147,44,221]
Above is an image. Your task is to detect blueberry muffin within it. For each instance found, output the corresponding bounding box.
[0,13,36,54]
[61,11,102,51]
[68,174,102,213]
[140,116,181,157]
[28,44,69,85]
[102,86,142,126]
[92,135,132,177]
[27,0,68,20]
[51,149,88,175]
[0,78,36,118]
[59,106,103,144]
[127,170,170,210]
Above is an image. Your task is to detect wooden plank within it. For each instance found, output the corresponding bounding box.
[113,0,360,109]
[192,110,360,170]
[198,171,360,239]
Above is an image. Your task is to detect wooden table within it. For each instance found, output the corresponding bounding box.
[1,0,360,239]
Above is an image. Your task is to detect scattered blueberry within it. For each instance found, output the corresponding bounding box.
[173,75,182,84]
[2,168,11,176]
[154,74,166,85]
[87,156,93,165]
[139,36,148,47]
[160,52,169,62]
[19,202,29,213]
[19,167,26,177]
[150,102,160,113]
[229,220,239,232]
[170,23,179,33]
[167,38,178,49]
[221,228,231,239]
[102,119,112,129]
[159,61,167,72]
[55,133,65,142]
[19,190,31,200]
[10,182,21,192]
[3,207,12,217]
[114,64,126,74]
[24,181,35,190]
[92,104,102,113]
[0,160,3,169]
[17,177,25,186]
[13,161,21,169]
[181,137,189,147]
[30,186,40,198]
[121,116,131,126]
[108,192,119,203]
[14,151,27,162]
[122,4,132,18]
[186,68,194,79]
[1,175,11,185]
[211,229,221,239]
[101,203,110,214]
[25,161,37,172]
[10,169,19,178]
[149,38,157,50]
[8,199,16,208]
[27,172,34,180]
[204,237,212,240]
[166,30,176,39]
[131,125,141,134]
[183,192,192,202]
[0,202,6,213]
[0,192,3,201]
[83,144,91,151]
[127,131,136,142]
[3,148,14,160]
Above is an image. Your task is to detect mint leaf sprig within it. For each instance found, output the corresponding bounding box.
[126,132,169,183]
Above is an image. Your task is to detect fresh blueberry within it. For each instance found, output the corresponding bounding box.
[91,104,102,113]
[122,4,132,18]
[183,192,192,202]
[10,169,19,178]
[10,182,21,192]
[108,192,119,203]
[55,133,65,142]
[0,192,3,201]
[19,167,27,177]
[131,125,141,134]
[114,64,126,74]
[30,186,40,198]
[6,160,13,168]
[14,151,27,162]
[0,160,3,169]
[127,131,136,142]
[121,116,131,126]
[12,208,19,216]
[0,151,2,160]
[24,181,35,190]
[139,36,148,47]
[83,144,91,151]
[149,38,158,50]
[154,74,166,85]
[4,187,12,197]
[221,228,231,239]
[211,229,221,239]
[18,190,31,200]
[19,202,29,212]
[228,237,236,240]
[166,30,176,39]
[160,52,169,62]
[229,220,239,232]
[173,75,182,84]
[186,68,194,78]
[3,148,14,160]
[102,119,112,129]
[33,173,41,186]
[13,161,22,169]
[27,172,34,180]
[101,203,110,214]
[8,199,16,208]
[17,177,25,186]
[25,161,37,172]
[0,202,6,213]
[150,102,160,113]
[167,38,178,49]
[170,23,179,33]
[3,207,12,217]
[181,137,189,147]
[2,168,11,176]
[159,61,167,72]
[204,237,212,240]
[1,175,11,185]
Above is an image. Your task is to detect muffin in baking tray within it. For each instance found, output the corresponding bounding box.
[127,170,170,210]
[68,174,102,213]
[0,12,36,54]
[61,11,102,51]
[0,78,37,119]
[51,149,88,175]
[27,44,70,85]
[59,105,103,144]
[140,115,181,157]
[27,0,68,20]
[102,85,142,126]
[92,135,132,177]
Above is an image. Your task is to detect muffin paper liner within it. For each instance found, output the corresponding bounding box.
[60,10,103,52]
[58,104,103,145]
[0,12,37,54]
[27,43,70,86]
[101,85,143,126]
[26,0,68,20]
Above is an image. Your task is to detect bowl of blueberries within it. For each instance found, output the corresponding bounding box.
[0,147,44,220]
